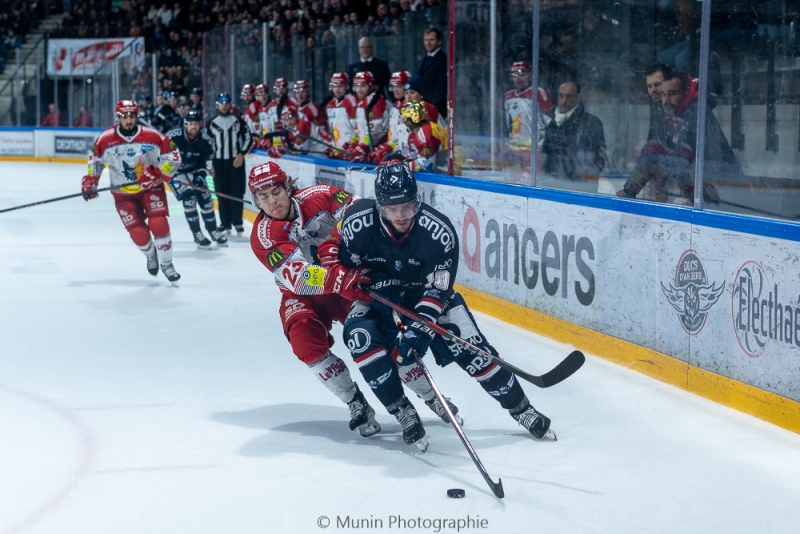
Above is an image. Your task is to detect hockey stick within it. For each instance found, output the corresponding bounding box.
[285,127,353,159]
[393,312,504,499]
[368,289,585,388]
[0,183,133,215]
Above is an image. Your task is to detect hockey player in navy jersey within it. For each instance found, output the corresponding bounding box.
[167,111,228,248]
[322,163,555,450]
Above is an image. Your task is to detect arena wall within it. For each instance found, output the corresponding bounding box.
[246,150,800,434]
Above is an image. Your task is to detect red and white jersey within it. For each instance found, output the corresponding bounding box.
[354,93,389,147]
[406,122,447,172]
[262,97,297,135]
[386,99,409,150]
[326,95,358,148]
[291,118,326,153]
[244,101,263,137]
[504,86,552,150]
[292,99,327,132]
[250,184,358,295]
[88,124,181,195]
[418,101,446,130]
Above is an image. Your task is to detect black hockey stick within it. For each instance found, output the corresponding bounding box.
[285,127,354,159]
[394,316,505,498]
[0,183,133,215]
[368,289,585,388]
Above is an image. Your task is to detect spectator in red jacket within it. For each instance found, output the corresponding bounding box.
[41,104,62,127]
[73,106,93,127]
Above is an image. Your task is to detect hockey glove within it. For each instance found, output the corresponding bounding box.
[347,143,369,163]
[137,166,164,190]
[268,145,286,158]
[191,170,209,189]
[316,239,341,267]
[398,321,436,363]
[324,265,372,302]
[81,175,99,201]
[169,179,192,201]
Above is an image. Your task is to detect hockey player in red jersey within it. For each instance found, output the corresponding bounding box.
[371,70,410,165]
[243,84,264,138]
[291,80,327,131]
[81,100,182,285]
[262,78,296,135]
[323,72,358,159]
[248,161,381,437]
[252,84,271,138]
[504,61,552,180]
[343,71,389,163]
[400,101,448,172]
[402,75,445,130]
[266,107,327,157]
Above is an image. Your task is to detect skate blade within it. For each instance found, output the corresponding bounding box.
[170,281,180,288]
[196,244,213,250]
[358,420,381,437]
[541,428,557,441]
[450,414,464,426]
[215,242,229,247]
[411,436,429,453]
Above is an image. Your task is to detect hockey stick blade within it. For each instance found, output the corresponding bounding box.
[369,289,585,388]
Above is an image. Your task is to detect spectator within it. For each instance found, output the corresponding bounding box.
[416,27,447,117]
[618,72,733,204]
[346,37,390,98]
[41,104,62,127]
[644,63,672,141]
[73,105,93,128]
[541,81,607,181]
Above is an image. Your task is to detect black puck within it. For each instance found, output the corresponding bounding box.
[447,488,465,498]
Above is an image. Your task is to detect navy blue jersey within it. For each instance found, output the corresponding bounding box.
[167,128,216,174]
[339,199,458,322]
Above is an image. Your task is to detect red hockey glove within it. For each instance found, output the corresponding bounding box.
[371,143,392,165]
[347,143,369,163]
[268,145,286,158]
[137,166,164,190]
[325,265,372,302]
[316,239,341,267]
[81,175,99,201]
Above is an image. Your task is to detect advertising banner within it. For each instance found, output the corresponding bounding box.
[47,38,145,76]
[53,134,95,155]
[0,130,35,156]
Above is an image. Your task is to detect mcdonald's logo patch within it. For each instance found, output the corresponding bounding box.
[333,190,352,205]
[267,249,287,269]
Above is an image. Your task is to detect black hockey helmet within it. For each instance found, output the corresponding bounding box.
[184,110,202,125]
[375,163,417,206]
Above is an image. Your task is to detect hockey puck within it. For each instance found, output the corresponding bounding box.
[446,488,465,498]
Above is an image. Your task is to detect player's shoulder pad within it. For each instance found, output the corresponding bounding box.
[416,203,457,253]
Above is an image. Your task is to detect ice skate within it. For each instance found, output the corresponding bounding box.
[210,229,228,247]
[193,231,212,250]
[425,396,463,425]
[160,262,181,287]
[234,225,245,237]
[393,398,428,451]
[511,403,556,441]
[347,385,381,437]
[146,247,159,277]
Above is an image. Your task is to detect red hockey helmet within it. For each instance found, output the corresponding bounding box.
[329,72,349,87]
[241,84,256,96]
[293,80,310,92]
[249,161,288,193]
[281,106,298,120]
[389,70,411,88]
[273,77,289,89]
[255,83,269,96]
[353,71,374,87]
[510,61,532,77]
[115,100,138,115]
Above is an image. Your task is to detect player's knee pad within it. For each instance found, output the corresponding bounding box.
[147,215,170,238]
[287,318,330,365]
[127,224,151,247]
[182,197,198,211]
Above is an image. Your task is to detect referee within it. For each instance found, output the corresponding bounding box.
[208,93,253,236]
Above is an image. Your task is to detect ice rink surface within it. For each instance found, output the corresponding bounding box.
[1,162,800,534]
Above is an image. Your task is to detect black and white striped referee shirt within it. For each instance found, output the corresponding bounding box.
[208,112,253,160]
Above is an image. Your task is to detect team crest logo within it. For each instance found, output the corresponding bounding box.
[333,190,352,205]
[266,249,287,269]
[394,260,403,271]
[661,250,725,335]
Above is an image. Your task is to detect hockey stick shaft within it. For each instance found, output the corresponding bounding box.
[392,313,503,498]
[287,127,353,158]
[0,183,130,214]
[368,289,585,388]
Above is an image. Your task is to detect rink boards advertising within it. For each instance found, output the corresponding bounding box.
[249,153,800,412]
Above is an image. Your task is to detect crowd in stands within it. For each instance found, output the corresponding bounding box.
[1,0,45,74]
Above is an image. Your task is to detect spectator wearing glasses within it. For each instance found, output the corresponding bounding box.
[346,37,390,98]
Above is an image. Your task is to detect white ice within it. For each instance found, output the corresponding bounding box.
[1,162,799,534]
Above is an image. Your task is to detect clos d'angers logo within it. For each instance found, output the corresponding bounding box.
[661,250,725,335]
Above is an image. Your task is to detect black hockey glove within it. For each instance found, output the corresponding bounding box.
[398,321,435,363]
[169,179,192,201]
[192,170,209,189]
